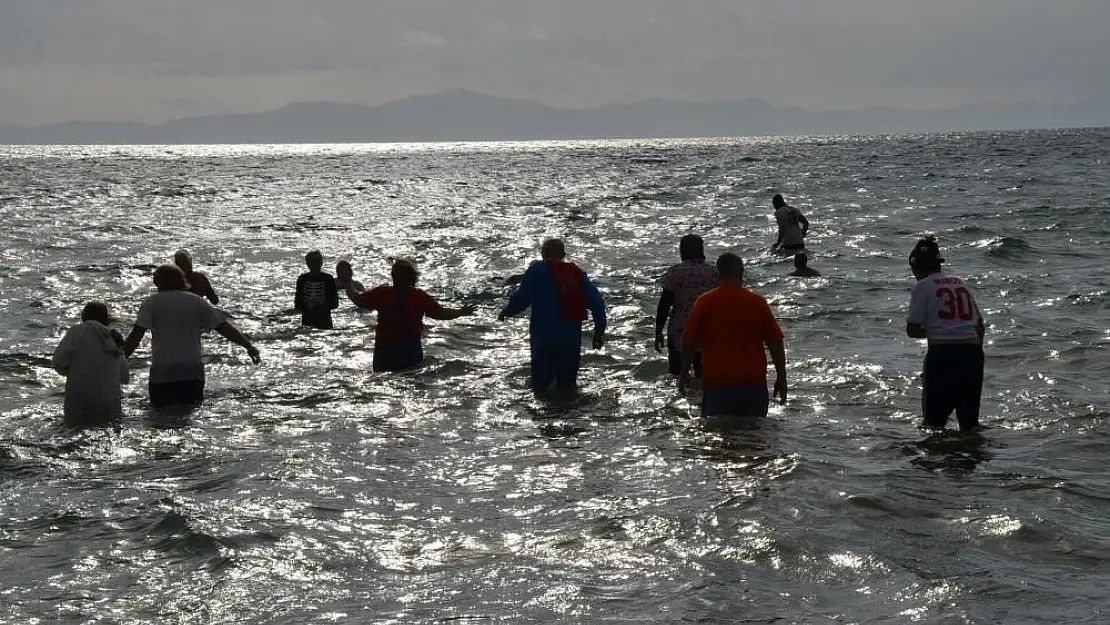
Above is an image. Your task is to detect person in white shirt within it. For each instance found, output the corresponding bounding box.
[905,235,986,431]
[123,264,260,409]
[52,301,130,428]
[772,194,809,253]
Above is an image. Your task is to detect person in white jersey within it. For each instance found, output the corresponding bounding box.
[772,194,809,253]
[905,235,986,431]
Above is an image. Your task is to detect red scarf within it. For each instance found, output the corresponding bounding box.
[547,260,588,322]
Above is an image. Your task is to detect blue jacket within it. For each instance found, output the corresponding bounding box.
[501,260,606,346]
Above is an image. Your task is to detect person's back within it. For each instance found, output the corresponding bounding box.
[656,234,717,376]
[295,250,339,329]
[681,253,787,420]
[499,239,606,393]
[52,302,129,427]
[139,289,225,384]
[351,259,475,372]
[773,194,808,251]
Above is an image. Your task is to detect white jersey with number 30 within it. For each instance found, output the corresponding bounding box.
[907,272,983,341]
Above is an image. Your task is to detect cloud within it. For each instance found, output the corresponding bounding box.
[1,0,1108,125]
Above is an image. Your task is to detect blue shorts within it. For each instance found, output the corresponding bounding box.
[702,386,769,418]
[530,343,582,393]
[374,339,424,372]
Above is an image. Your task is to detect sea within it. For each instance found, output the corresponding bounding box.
[2,129,1109,624]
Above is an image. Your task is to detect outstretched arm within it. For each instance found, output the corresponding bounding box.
[426,304,476,321]
[215,322,261,363]
[123,326,148,359]
[499,264,537,319]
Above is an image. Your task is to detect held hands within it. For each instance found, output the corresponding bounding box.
[773,375,788,404]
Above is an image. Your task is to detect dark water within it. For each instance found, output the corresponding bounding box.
[2,130,1110,623]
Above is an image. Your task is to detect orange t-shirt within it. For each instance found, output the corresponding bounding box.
[683,283,784,389]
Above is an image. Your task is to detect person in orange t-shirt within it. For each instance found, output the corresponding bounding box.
[679,253,788,419]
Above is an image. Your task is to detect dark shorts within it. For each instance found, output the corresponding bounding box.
[702,386,769,418]
[531,343,582,393]
[374,339,424,372]
[922,344,984,431]
[666,337,702,377]
[301,310,334,330]
[149,379,205,409]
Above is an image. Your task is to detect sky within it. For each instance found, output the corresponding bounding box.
[2,0,1108,126]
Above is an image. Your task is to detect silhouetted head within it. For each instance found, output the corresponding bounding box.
[391,259,419,289]
[173,249,193,273]
[81,301,111,325]
[336,260,353,281]
[153,264,189,291]
[716,252,744,282]
[909,235,944,280]
[679,234,706,262]
[541,238,567,262]
[772,194,786,209]
[305,250,324,272]
[794,252,809,270]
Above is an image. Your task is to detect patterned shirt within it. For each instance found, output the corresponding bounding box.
[662,260,718,341]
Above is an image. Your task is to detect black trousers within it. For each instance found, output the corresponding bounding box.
[922,344,985,431]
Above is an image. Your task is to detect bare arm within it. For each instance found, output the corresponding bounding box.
[204,278,219,305]
[426,304,476,321]
[767,339,788,403]
[799,214,810,237]
[123,326,147,358]
[215,322,261,363]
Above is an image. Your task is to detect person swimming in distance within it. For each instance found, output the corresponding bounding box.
[173,249,219,304]
[294,250,340,329]
[498,238,606,395]
[345,259,475,372]
[679,252,787,423]
[335,260,366,305]
[905,235,986,432]
[52,301,130,428]
[771,194,809,253]
[655,234,717,377]
[788,252,821,278]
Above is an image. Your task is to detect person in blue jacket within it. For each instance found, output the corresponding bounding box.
[498,238,606,394]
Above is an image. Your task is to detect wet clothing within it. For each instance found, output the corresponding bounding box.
[52,320,130,427]
[150,379,205,409]
[683,283,784,417]
[134,290,226,408]
[357,285,448,372]
[501,260,606,392]
[657,260,716,376]
[775,204,807,249]
[295,271,340,329]
[907,271,986,430]
[922,344,984,431]
[185,271,219,305]
[702,386,770,419]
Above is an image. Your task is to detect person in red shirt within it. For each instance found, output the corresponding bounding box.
[346,259,475,372]
[679,253,788,420]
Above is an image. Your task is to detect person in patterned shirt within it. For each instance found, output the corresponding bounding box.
[655,234,718,376]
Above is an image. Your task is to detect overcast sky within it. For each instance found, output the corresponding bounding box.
[2,0,1107,126]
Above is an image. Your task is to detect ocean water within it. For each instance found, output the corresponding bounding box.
[2,129,1109,624]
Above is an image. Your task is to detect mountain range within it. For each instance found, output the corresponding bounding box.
[1,89,1107,144]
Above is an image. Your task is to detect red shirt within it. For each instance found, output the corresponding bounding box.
[357,286,446,341]
[683,283,784,389]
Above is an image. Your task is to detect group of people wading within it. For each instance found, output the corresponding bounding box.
[51,195,987,433]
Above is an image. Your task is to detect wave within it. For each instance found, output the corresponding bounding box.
[983,236,1034,260]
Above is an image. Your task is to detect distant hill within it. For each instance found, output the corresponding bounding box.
[1,89,1107,144]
